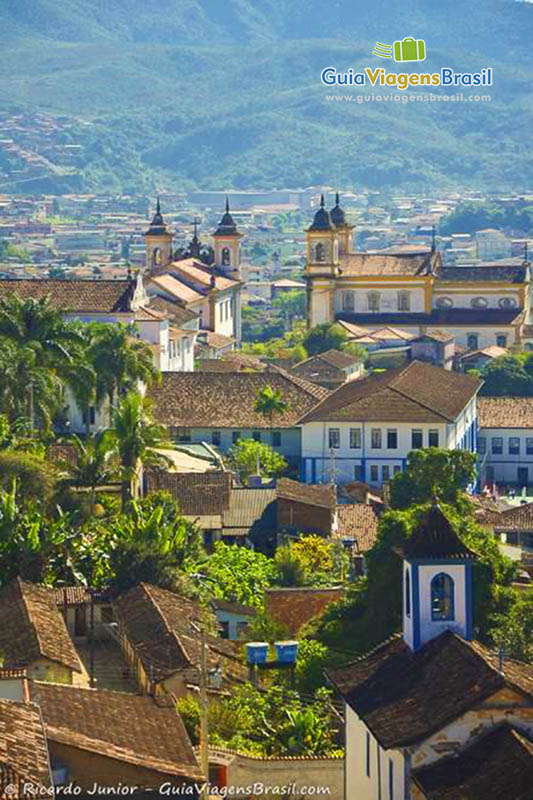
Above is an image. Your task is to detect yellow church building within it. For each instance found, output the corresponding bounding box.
[306,194,531,351]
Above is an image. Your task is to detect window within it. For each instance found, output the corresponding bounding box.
[82,406,96,426]
[428,429,439,447]
[382,465,390,482]
[367,292,380,312]
[329,428,340,449]
[509,437,520,455]
[411,429,423,449]
[393,465,402,474]
[212,431,221,447]
[315,242,325,262]
[405,570,411,617]
[478,437,486,455]
[371,428,382,449]
[221,247,231,266]
[175,427,191,443]
[389,759,394,800]
[527,438,533,455]
[354,464,363,481]
[343,291,355,311]
[370,465,379,482]
[397,291,410,311]
[387,429,398,449]
[219,621,230,639]
[499,297,517,309]
[436,297,453,309]
[366,732,371,777]
[467,333,479,350]
[232,431,241,444]
[350,428,361,449]
[496,334,507,348]
[492,437,503,455]
[431,573,455,621]
[272,431,282,447]
[471,297,488,309]
[252,431,261,442]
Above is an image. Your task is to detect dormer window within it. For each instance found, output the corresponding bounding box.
[431,573,454,621]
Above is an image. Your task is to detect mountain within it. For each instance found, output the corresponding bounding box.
[0,0,532,193]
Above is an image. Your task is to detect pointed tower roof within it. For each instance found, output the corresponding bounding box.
[330,191,347,227]
[308,194,335,232]
[214,197,239,236]
[403,500,476,560]
[145,197,170,237]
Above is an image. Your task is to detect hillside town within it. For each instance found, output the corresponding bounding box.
[0,189,532,800]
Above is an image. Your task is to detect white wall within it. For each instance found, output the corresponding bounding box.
[479,426,533,485]
[336,286,426,315]
[345,707,406,800]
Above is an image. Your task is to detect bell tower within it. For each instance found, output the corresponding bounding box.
[213,198,243,280]
[306,194,339,327]
[144,197,173,276]
[402,500,475,651]
[330,192,354,256]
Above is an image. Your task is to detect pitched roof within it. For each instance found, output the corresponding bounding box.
[210,598,257,617]
[412,724,533,800]
[494,502,533,532]
[412,329,454,343]
[403,502,476,560]
[151,370,328,429]
[0,697,52,790]
[298,349,361,370]
[339,251,439,277]
[0,279,133,313]
[478,397,533,429]
[170,260,239,291]
[113,583,245,686]
[276,478,334,510]
[144,471,232,515]
[28,682,202,780]
[298,361,481,425]
[327,631,533,749]
[0,579,82,673]
[335,504,379,553]
[148,274,204,304]
[148,295,199,326]
[461,344,507,361]
[222,488,277,540]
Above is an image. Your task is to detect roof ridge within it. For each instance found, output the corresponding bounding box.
[140,583,191,668]
[389,362,451,422]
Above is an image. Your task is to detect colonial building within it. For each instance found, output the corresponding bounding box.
[478,396,533,488]
[298,361,481,487]
[306,194,531,350]
[328,502,533,800]
[143,198,244,347]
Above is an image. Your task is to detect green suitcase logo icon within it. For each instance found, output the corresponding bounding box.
[393,37,426,62]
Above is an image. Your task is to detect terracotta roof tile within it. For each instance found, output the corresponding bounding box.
[478,397,533,429]
[0,579,82,673]
[335,504,378,552]
[412,724,533,800]
[151,370,328,429]
[144,471,232,515]
[494,502,533,532]
[339,251,439,276]
[113,583,246,687]
[0,279,133,313]
[0,698,51,790]
[222,488,277,538]
[276,478,334,510]
[28,682,202,780]
[298,361,481,424]
[148,296,199,326]
[327,631,533,749]
[440,265,528,283]
[148,275,204,304]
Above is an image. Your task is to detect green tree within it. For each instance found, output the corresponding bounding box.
[272,291,306,330]
[389,448,477,510]
[303,323,347,356]
[0,451,56,507]
[480,354,533,396]
[198,541,277,611]
[0,338,63,430]
[273,543,309,587]
[62,432,117,515]
[111,391,171,509]
[254,385,289,447]
[228,439,287,482]
[490,592,533,663]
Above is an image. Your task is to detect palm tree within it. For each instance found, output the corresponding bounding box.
[111,391,171,510]
[63,432,117,515]
[254,385,289,447]
[0,338,62,430]
[87,322,159,411]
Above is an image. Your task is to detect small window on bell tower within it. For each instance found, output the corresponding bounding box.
[315,242,325,262]
[222,247,231,266]
[431,573,454,621]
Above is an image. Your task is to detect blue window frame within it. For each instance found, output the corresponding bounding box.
[431,573,455,621]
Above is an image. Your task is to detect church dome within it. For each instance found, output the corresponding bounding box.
[309,194,335,231]
[330,192,347,227]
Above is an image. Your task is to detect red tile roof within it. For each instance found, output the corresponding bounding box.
[335,504,378,553]
[0,697,52,791]
[0,279,133,313]
[478,397,533,429]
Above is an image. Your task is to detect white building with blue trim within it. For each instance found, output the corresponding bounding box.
[298,361,481,487]
[328,503,533,800]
